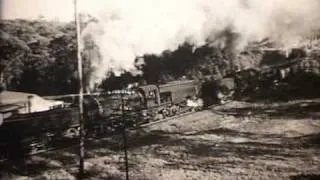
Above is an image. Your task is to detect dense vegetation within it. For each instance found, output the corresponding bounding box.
[0,18,232,95]
[1,18,320,98]
[0,19,78,95]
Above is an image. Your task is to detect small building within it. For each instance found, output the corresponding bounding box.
[0,91,64,116]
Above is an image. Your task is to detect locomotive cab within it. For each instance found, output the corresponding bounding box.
[159,80,200,105]
[136,80,203,120]
[136,85,160,108]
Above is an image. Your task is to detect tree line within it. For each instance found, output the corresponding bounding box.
[0,18,234,96]
[3,18,318,97]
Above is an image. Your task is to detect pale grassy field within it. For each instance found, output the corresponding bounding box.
[1,101,320,180]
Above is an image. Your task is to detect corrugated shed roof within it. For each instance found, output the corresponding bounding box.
[0,104,23,113]
[0,91,36,105]
[0,91,64,114]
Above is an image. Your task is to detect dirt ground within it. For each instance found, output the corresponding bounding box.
[1,101,320,180]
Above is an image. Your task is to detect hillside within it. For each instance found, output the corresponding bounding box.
[1,18,320,96]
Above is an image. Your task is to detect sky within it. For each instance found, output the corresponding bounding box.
[0,0,103,22]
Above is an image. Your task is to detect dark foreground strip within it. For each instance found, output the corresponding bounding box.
[0,106,213,163]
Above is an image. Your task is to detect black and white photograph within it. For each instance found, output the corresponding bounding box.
[1,0,320,179]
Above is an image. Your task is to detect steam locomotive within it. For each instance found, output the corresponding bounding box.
[0,79,205,156]
[85,79,204,135]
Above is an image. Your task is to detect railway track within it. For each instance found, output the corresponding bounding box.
[0,106,210,163]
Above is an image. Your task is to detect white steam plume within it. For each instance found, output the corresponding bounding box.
[80,0,320,88]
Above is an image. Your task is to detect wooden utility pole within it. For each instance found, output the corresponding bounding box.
[74,0,85,178]
[121,92,130,180]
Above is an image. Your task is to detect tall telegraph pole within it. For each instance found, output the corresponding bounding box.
[74,0,85,178]
[120,92,129,180]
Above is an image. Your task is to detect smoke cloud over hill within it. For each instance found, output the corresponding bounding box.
[80,0,320,88]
